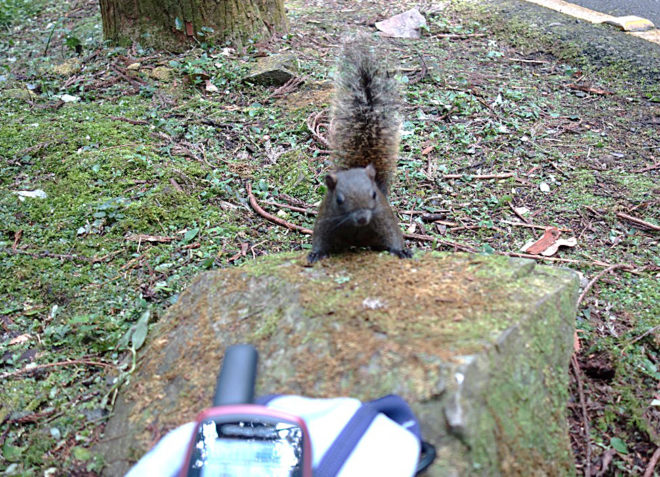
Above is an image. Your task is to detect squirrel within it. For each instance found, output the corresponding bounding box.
[308,39,411,264]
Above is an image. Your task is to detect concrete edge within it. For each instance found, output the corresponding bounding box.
[522,0,660,44]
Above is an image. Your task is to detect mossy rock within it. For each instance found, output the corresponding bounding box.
[243,53,298,86]
[100,252,578,476]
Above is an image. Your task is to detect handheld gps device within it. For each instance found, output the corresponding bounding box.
[181,344,312,477]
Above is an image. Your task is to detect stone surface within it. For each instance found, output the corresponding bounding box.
[149,66,174,82]
[52,58,81,76]
[603,16,655,32]
[100,252,578,476]
[243,54,298,86]
[479,0,660,82]
[375,8,428,39]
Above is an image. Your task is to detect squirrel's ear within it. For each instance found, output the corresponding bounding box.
[325,173,338,191]
[365,164,376,180]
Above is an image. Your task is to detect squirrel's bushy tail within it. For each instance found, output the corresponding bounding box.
[330,38,401,194]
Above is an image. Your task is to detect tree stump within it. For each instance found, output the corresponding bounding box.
[99,0,287,50]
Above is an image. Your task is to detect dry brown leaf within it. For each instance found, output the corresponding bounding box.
[522,227,561,255]
[9,334,32,346]
[540,237,577,257]
[573,330,581,352]
[125,234,175,243]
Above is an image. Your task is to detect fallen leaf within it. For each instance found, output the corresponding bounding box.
[363,297,385,309]
[375,8,427,39]
[521,226,561,255]
[228,242,249,263]
[131,309,150,351]
[513,206,530,216]
[205,80,219,93]
[540,237,577,257]
[125,234,175,243]
[12,229,23,251]
[13,189,47,201]
[573,330,581,352]
[9,334,32,345]
[566,83,613,96]
[59,94,80,103]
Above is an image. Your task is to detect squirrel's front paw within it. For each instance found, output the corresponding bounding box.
[308,251,329,264]
[390,248,412,259]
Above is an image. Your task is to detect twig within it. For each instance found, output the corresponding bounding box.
[0,358,113,380]
[433,33,487,39]
[616,212,660,231]
[268,75,305,100]
[585,206,604,217]
[596,448,616,476]
[577,264,632,307]
[12,230,22,251]
[442,172,515,180]
[626,324,660,347]
[91,249,123,264]
[263,200,317,215]
[2,248,93,264]
[125,234,175,243]
[408,52,428,85]
[111,64,146,85]
[246,183,312,235]
[629,200,658,213]
[571,354,592,477]
[43,21,58,56]
[449,224,506,233]
[403,232,478,252]
[6,408,56,424]
[501,220,572,233]
[633,162,660,173]
[509,203,530,224]
[500,251,612,267]
[306,111,330,149]
[566,83,613,96]
[110,116,149,125]
[277,193,315,209]
[643,447,660,477]
[506,57,549,64]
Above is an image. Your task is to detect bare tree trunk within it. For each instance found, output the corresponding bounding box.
[99,0,287,51]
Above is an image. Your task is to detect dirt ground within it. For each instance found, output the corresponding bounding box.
[0,0,658,475]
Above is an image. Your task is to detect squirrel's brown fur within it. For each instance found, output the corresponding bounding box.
[308,39,410,263]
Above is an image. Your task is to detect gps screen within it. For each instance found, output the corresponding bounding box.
[187,418,304,477]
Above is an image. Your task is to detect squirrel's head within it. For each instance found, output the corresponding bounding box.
[325,164,379,227]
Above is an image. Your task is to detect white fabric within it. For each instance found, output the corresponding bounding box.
[265,396,362,467]
[125,421,195,477]
[339,413,419,477]
[265,396,420,477]
[126,396,420,477]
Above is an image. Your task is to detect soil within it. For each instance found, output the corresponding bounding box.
[0,0,658,474]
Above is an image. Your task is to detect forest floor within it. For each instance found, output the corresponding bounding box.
[0,0,658,475]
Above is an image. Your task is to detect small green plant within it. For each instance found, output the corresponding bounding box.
[0,0,42,27]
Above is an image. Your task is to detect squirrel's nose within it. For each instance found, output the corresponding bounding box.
[353,210,372,226]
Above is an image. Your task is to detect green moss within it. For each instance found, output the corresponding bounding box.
[264,150,316,199]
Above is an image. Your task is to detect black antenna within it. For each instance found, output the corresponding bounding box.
[212,344,258,406]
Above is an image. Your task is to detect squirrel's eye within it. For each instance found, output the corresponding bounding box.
[336,193,345,205]
[372,190,377,200]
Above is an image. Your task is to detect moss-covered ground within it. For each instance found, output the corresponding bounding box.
[0,0,657,474]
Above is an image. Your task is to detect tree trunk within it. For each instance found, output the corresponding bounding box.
[99,0,287,51]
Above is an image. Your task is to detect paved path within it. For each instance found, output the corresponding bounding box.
[569,0,660,27]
